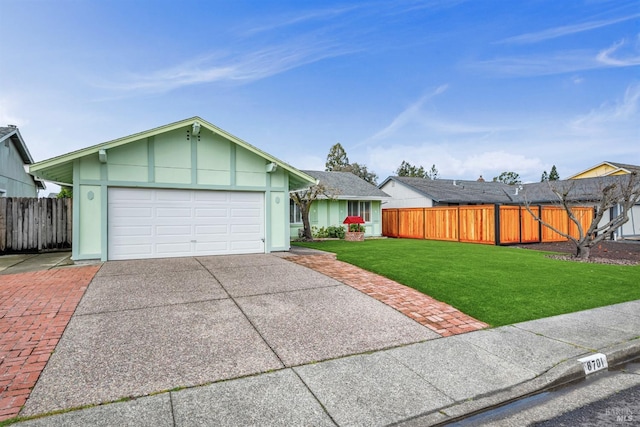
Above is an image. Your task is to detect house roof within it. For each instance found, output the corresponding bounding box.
[302,170,390,200]
[0,126,46,190]
[29,116,315,190]
[380,174,638,205]
[380,176,515,204]
[1,126,34,164]
[567,161,640,179]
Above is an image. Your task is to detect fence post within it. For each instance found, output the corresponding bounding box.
[494,204,501,245]
[0,198,6,252]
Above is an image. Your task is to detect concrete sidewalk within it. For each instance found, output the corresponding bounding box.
[0,252,74,275]
[14,302,640,425]
[7,252,640,426]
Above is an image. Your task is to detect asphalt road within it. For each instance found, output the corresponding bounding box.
[449,360,640,426]
[533,384,639,426]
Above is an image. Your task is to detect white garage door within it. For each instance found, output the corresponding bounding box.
[108,188,265,260]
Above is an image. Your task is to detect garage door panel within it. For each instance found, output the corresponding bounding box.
[155,190,192,202]
[110,189,153,201]
[156,207,192,218]
[110,226,153,237]
[156,225,192,236]
[195,208,229,218]
[108,188,264,260]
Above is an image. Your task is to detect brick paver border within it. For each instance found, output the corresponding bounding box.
[0,266,100,421]
[287,254,488,337]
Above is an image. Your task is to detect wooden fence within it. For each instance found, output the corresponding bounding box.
[0,198,72,253]
[382,205,594,245]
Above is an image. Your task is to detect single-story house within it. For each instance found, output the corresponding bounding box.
[290,170,390,238]
[379,176,515,208]
[379,174,640,239]
[29,117,316,261]
[568,161,640,179]
[0,126,46,197]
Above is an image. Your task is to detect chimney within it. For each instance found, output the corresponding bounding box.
[7,124,17,128]
[453,180,457,186]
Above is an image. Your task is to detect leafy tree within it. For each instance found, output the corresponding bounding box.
[524,173,640,259]
[324,143,378,184]
[57,187,73,198]
[541,166,560,182]
[426,164,439,180]
[493,171,521,185]
[325,143,349,172]
[348,162,378,185]
[541,171,549,182]
[396,161,427,178]
[290,183,339,240]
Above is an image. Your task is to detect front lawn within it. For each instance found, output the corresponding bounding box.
[293,239,640,326]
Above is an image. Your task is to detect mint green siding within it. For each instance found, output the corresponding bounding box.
[71,123,291,261]
[290,199,383,238]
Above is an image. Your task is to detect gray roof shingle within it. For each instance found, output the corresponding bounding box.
[302,170,390,200]
[383,174,638,205]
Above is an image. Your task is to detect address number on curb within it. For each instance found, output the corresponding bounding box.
[577,353,608,375]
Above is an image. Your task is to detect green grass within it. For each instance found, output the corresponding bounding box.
[293,239,640,327]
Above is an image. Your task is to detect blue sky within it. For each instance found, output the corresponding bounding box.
[1,0,638,187]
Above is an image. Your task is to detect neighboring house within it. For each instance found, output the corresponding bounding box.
[568,161,640,179]
[379,175,640,239]
[379,176,514,208]
[29,117,316,261]
[290,170,390,238]
[0,126,46,197]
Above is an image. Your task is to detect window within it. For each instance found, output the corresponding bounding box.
[348,201,371,222]
[290,200,303,223]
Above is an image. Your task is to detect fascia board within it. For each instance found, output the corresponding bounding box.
[29,116,316,187]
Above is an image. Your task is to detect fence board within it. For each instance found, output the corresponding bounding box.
[382,204,593,246]
[459,205,495,244]
[520,206,541,243]
[0,198,72,253]
[424,207,458,241]
[398,208,425,239]
[499,205,521,244]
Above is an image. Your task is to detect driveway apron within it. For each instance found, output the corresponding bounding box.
[21,254,436,416]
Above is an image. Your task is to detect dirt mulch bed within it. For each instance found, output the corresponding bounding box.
[514,240,640,265]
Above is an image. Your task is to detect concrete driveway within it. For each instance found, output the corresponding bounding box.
[21,254,437,416]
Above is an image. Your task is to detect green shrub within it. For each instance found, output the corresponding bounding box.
[327,225,346,239]
[349,224,365,232]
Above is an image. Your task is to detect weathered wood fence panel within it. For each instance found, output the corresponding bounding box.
[0,198,72,253]
[382,204,594,245]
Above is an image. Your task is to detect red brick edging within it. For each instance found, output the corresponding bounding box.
[0,266,100,421]
[288,254,488,337]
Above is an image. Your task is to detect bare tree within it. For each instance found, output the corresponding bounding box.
[290,183,339,240]
[523,172,640,259]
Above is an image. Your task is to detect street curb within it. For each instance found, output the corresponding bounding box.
[393,337,640,426]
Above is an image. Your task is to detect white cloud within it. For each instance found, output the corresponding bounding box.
[571,83,640,130]
[596,37,640,66]
[367,143,545,182]
[498,14,640,44]
[369,85,449,140]
[103,38,354,94]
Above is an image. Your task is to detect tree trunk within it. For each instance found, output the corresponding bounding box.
[300,204,313,240]
[576,244,590,260]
